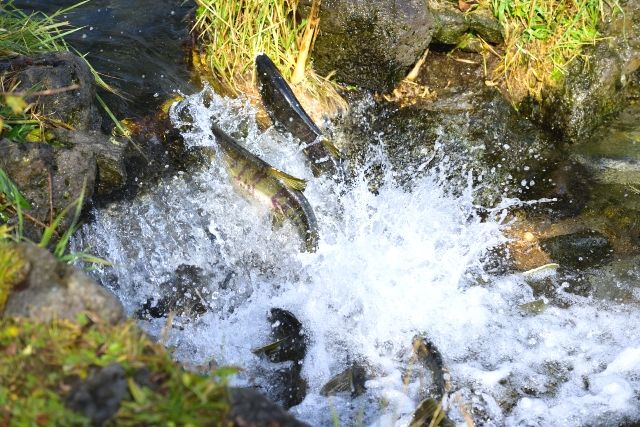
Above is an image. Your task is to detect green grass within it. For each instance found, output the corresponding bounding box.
[491,0,621,101]
[0,316,234,426]
[193,0,346,117]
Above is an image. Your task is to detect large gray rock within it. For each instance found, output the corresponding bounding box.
[431,2,503,46]
[2,242,124,324]
[523,0,640,143]
[306,0,434,92]
[0,132,126,239]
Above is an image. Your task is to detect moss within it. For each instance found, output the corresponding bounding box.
[0,242,27,313]
[0,317,234,426]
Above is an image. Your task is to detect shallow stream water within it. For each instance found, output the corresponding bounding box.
[76,89,640,426]
[23,1,640,425]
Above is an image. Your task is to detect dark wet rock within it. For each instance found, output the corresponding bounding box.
[2,242,123,323]
[338,51,554,205]
[522,1,640,143]
[431,3,503,46]
[138,264,210,320]
[228,387,310,427]
[253,308,307,363]
[0,131,126,238]
[540,230,613,269]
[304,0,434,92]
[0,52,101,131]
[320,364,367,397]
[54,129,127,197]
[65,363,128,427]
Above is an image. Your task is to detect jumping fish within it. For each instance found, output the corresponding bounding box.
[210,122,319,252]
[255,53,342,177]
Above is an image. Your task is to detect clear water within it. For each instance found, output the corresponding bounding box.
[77,89,640,426]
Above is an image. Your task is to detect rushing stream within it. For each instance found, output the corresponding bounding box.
[75,89,640,426]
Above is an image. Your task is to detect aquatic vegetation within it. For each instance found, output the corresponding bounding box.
[0,316,233,425]
[192,0,345,116]
[492,0,621,101]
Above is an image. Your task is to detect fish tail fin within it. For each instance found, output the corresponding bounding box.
[267,167,308,191]
[321,137,342,159]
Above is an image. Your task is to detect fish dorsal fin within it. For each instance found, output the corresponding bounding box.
[267,167,307,191]
[321,137,342,159]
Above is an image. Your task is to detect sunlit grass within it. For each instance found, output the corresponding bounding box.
[0,316,234,425]
[492,0,621,102]
[193,0,346,118]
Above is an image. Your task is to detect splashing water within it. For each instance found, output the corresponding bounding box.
[77,89,640,426]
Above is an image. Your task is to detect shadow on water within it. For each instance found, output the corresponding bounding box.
[13,0,197,120]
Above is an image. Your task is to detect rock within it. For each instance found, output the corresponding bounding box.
[65,363,128,427]
[54,129,127,197]
[0,138,95,240]
[305,0,434,92]
[228,388,310,427]
[337,51,554,205]
[431,3,503,46]
[539,230,613,269]
[138,264,210,320]
[0,52,101,131]
[0,131,127,238]
[2,242,123,323]
[522,1,640,143]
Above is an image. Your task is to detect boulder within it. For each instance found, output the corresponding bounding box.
[0,52,101,131]
[2,242,124,324]
[305,0,434,92]
[522,0,640,143]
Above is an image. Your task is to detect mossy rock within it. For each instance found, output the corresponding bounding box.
[304,0,434,92]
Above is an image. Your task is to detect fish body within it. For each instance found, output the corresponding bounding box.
[255,53,341,177]
[211,123,319,252]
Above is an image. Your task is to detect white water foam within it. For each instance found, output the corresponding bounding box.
[78,89,640,426]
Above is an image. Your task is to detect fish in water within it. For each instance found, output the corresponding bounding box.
[210,122,319,252]
[255,53,342,178]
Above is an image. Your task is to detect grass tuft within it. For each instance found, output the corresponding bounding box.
[193,0,347,119]
[492,0,621,102]
[0,317,233,425]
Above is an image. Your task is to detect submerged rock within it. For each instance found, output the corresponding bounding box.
[539,230,613,269]
[2,242,123,323]
[304,0,434,92]
[138,264,210,320]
